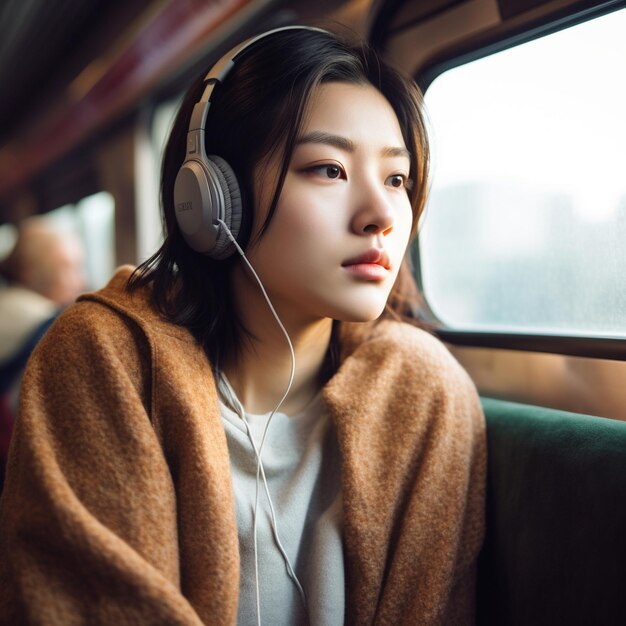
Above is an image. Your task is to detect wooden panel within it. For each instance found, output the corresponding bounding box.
[451,344,626,421]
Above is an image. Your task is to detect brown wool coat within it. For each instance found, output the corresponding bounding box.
[0,267,486,626]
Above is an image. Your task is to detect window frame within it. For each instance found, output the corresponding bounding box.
[408,0,626,360]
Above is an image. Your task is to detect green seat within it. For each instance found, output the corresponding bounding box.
[477,397,626,626]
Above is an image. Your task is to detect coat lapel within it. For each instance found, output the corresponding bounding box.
[324,333,400,624]
[152,333,240,625]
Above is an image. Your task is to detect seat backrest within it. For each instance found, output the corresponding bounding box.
[477,397,626,626]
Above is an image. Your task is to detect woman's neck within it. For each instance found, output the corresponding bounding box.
[221,270,333,416]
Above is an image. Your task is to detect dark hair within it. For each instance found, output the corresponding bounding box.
[129,27,430,373]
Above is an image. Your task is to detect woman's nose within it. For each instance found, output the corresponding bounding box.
[350,182,395,236]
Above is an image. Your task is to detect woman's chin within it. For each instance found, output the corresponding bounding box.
[331,301,388,324]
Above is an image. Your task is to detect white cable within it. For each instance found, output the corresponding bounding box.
[219,375,307,605]
[217,219,306,623]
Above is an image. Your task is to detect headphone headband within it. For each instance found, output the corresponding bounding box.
[189,25,328,132]
[175,25,329,257]
[201,26,329,102]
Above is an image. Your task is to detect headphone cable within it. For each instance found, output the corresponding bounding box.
[217,219,307,624]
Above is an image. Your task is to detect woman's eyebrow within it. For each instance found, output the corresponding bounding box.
[297,131,410,160]
[297,131,355,152]
[382,146,411,160]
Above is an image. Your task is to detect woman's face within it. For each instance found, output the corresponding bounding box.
[242,81,414,325]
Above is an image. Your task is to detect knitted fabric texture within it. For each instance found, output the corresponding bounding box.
[0,266,486,625]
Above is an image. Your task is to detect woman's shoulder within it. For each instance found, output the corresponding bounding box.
[327,319,484,439]
[343,319,477,392]
[51,266,188,342]
[31,267,193,374]
[368,319,446,351]
[78,266,181,333]
[354,319,460,365]
[28,278,143,380]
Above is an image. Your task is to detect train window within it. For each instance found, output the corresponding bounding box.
[46,192,115,290]
[420,7,626,337]
[76,192,115,289]
[0,224,17,260]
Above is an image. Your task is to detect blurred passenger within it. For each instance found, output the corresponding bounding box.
[0,218,85,487]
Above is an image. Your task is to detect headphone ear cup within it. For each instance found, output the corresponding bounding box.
[206,155,243,260]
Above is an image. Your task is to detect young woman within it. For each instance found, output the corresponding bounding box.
[0,27,485,625]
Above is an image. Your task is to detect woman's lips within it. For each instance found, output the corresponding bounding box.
[341,248,391,281]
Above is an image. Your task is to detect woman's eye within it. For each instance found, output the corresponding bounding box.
[386,174,407,188]
[308,164,345,180]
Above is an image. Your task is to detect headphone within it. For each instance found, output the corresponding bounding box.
[173,25,328,259]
